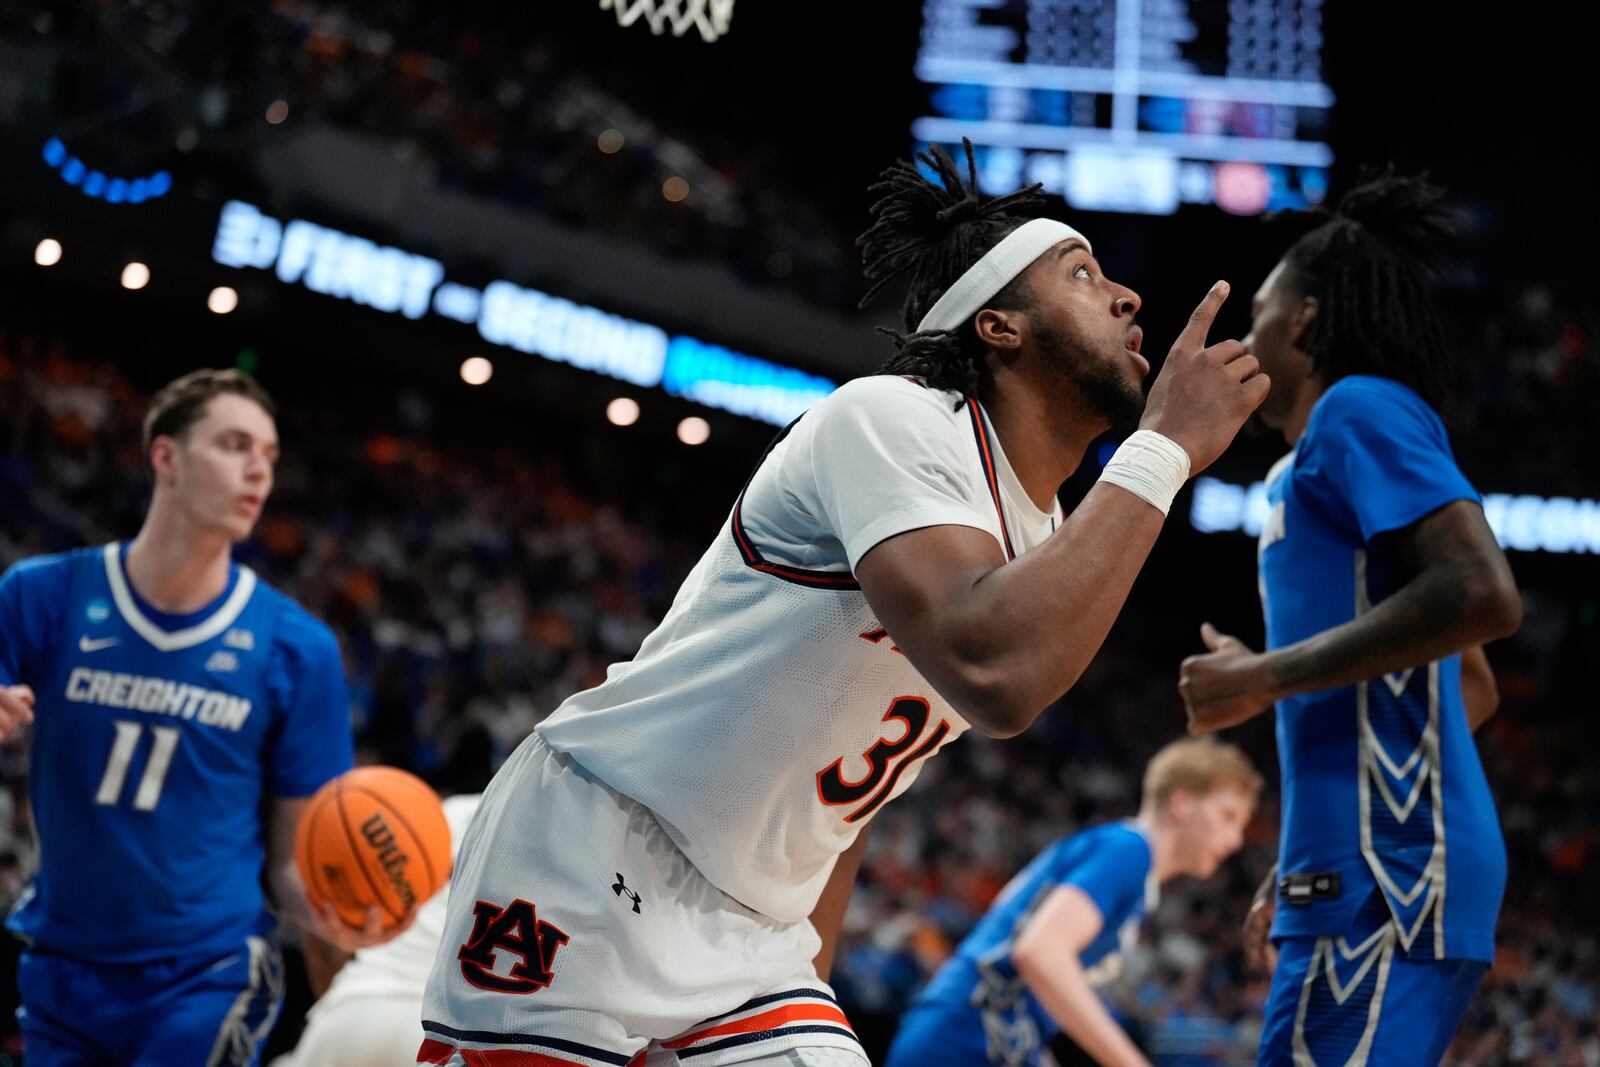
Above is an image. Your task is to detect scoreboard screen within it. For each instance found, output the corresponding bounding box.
[913,0,1333,215]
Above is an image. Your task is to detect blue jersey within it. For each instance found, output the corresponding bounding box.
[910,822,1155,1059]
[0,542,354,963]
[1258,376,1505,962]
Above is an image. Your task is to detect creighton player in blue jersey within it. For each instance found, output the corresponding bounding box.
[0,369,405,1066]
[1177,175,1523,1066]
[885,739,1260,1067]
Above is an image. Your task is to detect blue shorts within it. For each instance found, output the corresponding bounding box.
[887,998,1101,1067]
[18,935,284,1067]
[886,1002,997,1067]
[1258,898,1486,1067]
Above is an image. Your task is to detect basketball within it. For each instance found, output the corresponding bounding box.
[294,766,452,930]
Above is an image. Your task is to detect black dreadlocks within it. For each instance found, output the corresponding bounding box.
[1279,170,1457,407]
[857,140,1047,400]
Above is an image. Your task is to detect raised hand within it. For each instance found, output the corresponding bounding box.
[1179,623,1279,734]
[1140,282,1271,475]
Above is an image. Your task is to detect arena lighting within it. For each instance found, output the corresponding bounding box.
[659,336,834,426]
[677,416,711,446]
[662,176,690,202]
[606,397,641,426]
[597,129,625,154]
[41,137,173,204]
[1190,476,1600,556]
[121,262,150,290]
[207,286,239,314]
[211,200,837,426]
[459,356,494,385]
[265,100,289,125]
[34,238,62,267]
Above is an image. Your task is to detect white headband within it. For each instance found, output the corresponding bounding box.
[915,218,1092,334]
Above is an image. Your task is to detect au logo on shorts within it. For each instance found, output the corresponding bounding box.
[456,898,570,994]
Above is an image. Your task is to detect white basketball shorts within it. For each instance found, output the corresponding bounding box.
[277,994,424,1067]
[417,734,868,1067]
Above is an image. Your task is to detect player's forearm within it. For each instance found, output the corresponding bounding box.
[267,856,316,928]
[929,483,1166,736]
[266,796,316,928]
[1460,646,1500,731]
[1243,862,1279,972]
[1015,953,1152,1067]
[1262,566,1519,705]
[809,827,869,980]
[273,851,354,997]
[300,930,353,998]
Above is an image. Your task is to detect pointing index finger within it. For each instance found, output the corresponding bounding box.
[1178,280,1230,352]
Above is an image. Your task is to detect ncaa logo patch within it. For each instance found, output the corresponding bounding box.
[85,599,111,624]
[206,650,240,673]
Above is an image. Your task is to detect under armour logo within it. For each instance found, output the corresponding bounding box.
[612,873,642,914]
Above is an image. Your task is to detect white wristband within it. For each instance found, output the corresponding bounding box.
[1098,430,1192,516]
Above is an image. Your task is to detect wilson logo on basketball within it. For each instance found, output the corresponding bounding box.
[360,813,418,911]
[294,765,451,933]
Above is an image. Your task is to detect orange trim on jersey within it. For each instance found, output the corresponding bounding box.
[463,1052,592,1067]
[858,627,904,654]
[967,399,1016,561]
[662,1003,855,1050]
[419,1039,455,1065]
[727,416,862,591]
[417,1046,596,1067]
[731,499,860,588]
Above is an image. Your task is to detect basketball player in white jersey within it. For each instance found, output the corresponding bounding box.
[419,143,1270,1067]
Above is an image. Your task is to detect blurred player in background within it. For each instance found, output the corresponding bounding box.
[419,142,1268,1067]
[1178,174,1522,1066]
[885,738,1260,1067]
[0,369,404,1066]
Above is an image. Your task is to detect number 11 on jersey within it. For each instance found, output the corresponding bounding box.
[96,721,181,811]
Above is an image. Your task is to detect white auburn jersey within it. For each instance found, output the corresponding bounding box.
[538,376,1062,924]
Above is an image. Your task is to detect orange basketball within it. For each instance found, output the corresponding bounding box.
[294,765,452,930]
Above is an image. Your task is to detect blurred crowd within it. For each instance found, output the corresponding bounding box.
[1445,285,1600,497]
[11,0,864,310]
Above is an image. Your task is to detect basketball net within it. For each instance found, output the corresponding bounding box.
[600,0,734,42]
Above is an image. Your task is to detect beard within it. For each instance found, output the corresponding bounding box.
[1034,318,1146,426]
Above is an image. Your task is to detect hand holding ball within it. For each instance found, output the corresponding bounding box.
[294,766,452,933]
